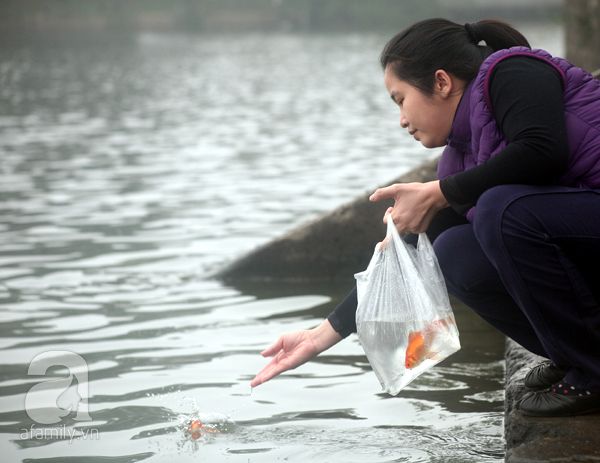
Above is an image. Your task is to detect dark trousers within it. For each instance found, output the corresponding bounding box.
[433,185,600,391]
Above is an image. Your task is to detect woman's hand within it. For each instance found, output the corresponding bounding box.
[370,180,449,234]
[250,319,343,387]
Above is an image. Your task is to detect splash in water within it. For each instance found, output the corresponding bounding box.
[186,419,221,440]
[178,397,237,443]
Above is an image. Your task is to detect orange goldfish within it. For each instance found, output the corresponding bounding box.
[187,420,203,440]
[187,420,220,439]
[188,420,202,432]
[405,318,450,369]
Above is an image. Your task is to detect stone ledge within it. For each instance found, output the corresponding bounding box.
[505,338,600,463]
[213,157,440,282]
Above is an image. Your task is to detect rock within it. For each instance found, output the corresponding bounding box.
[213,157,439,281]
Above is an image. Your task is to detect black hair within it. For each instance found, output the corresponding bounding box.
[380,18,531,95]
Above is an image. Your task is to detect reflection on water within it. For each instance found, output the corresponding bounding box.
[0,25,563,462]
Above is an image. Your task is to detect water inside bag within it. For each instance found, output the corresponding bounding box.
[358,315,461,395]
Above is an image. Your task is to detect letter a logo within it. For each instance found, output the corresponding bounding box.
[25,351,92,424]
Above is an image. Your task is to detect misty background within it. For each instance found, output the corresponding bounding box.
[0,0,563,35]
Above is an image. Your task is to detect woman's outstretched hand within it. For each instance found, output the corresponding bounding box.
[370,180,449,234]
[250,319,343,388]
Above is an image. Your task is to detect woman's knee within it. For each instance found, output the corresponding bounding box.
[433,223,504,299]
[472,185,516,237]
[433,224,478,292]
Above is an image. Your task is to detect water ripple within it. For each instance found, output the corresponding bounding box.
[0,27,565,462]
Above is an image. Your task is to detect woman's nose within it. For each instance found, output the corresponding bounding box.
[400,113,409,128]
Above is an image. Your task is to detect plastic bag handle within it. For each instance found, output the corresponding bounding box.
[386,217,450,308]
[386,217,421,277]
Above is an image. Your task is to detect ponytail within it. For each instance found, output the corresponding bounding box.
[471,19,531,52]
[380,18,531,95]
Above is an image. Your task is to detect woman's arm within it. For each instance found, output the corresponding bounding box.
[441,55,570,214]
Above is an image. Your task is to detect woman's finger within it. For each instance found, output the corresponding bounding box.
[383,207,393,223]
[370,184,399,202]
[260,337,284,357]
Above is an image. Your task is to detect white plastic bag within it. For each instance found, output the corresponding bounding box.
[355,218,460,395]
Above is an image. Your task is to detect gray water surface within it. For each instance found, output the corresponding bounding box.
[0,26,563,462]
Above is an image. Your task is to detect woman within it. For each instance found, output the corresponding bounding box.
[251,18,600,417]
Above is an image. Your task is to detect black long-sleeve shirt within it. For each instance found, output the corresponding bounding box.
[327,55,570,337]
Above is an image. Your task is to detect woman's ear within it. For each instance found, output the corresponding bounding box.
[434,70,454,98]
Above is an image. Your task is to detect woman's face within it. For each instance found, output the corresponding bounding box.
[384,66,462,149]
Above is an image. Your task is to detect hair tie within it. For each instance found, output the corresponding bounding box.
[465,22,482,45]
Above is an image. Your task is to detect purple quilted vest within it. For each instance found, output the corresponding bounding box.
[437,47,600,222]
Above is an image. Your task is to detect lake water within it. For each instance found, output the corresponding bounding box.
[0,23,563,462]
